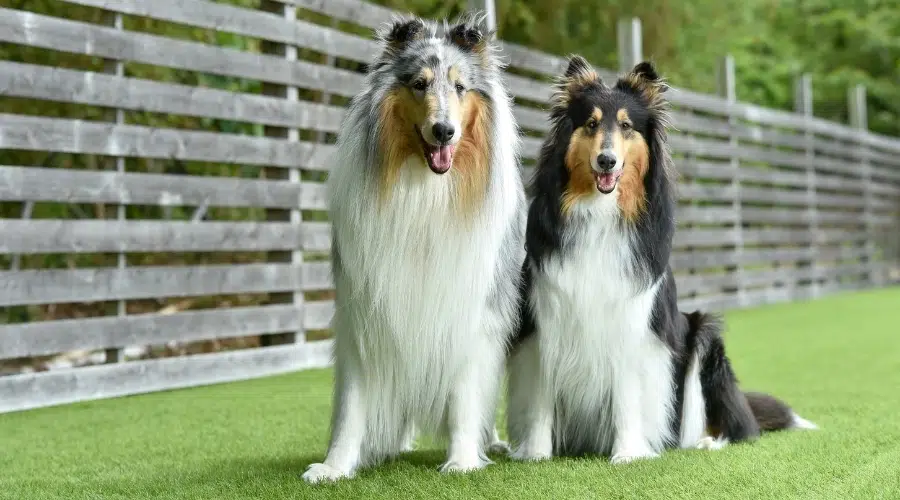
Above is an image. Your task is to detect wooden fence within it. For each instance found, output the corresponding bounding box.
[1,0,898,414]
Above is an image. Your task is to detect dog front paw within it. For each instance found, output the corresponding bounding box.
[610,447,660,465]
[509,445,552,462]
[438,455,491,474]
[301,463,351,484]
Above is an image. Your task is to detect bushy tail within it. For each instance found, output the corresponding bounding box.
[744,391,818,431]
[684,311,816,444]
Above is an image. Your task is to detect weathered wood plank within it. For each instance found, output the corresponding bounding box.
[740,167,808,188]
[0,220,324,254]
[0,340,334,414]
[673,229,739,247]
[675,160,736,181]
[0,303,327,358]
[0,262,333,307]
[66,0,380,63]
[287,0,390,29]
[740,186,809,206]
[677,183,738,203]
[0,61,345,133]
[676,206,739,224]
[743,228,813,245]
[0,114,335,170]
[741,207,812,224]
[520,136,543,159]
[0,165,324,209]
[0,8,364,97]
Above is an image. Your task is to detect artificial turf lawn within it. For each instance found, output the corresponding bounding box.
[2,288,899,500]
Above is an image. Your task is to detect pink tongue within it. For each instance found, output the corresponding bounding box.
[597,172,618,192]
[429,145,455,173]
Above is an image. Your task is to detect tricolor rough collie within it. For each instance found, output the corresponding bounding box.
[302,14,525,483]
[506,56,815,464]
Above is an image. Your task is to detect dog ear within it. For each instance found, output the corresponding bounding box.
[622,60,670,96]
[380,17,426,55]
[447,21,486,53]
[564,55,593,79]
[551,54,601,110]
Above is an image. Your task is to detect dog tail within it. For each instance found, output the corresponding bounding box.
[685,311,816,443]
[744,391,818,431]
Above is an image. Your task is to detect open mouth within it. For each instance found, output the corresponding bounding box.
[593,170,623,194]
[416,127,455,174]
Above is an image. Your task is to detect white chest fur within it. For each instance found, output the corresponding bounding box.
[529,195,674,455]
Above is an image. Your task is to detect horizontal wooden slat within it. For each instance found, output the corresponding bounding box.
[676,160,736,181]
[0,61,345,132]
[0,303,333,358]
[674,228,739,247]
[0,165,324,209]
[0,8,364,97]
[676,206,738,224]
[741,186,809,206]
[288,0,390,29]
[67,0,379,63]
[0,340,334,414]
[0,220,323,254]
[0,114,334,170]
[0,262,333,306]
[677,183,738,202]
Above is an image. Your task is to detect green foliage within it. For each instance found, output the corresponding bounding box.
[370,0,899,135]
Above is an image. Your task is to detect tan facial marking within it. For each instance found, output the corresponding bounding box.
[561,107,603,215]
[614,108,650,221]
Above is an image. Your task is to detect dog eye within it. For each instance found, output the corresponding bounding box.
[413,80,427,91]
[455,83,466,93]
[586,120,597,129]
[620,121,632,130]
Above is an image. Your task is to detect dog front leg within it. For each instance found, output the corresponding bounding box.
[302,361,367,483]
[440,352,496,473]
[507,335,554,461]
[610,347,659,464]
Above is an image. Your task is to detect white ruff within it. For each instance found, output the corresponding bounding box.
[303,79,523,484]
[510,193,677,463]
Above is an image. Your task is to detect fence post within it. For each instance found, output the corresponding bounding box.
[617,18,642,73]
[103,10,127,363]
[260,1,302,346]
[848,84,877,287]
[794,74,819,297]
[717,55,745,306]
[467,0,497,31]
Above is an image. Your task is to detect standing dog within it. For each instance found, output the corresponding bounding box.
[302,14,525,483]
[506,56,815,464]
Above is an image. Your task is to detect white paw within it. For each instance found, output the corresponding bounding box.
[487,439,511,455]
[695,436,729,451]
[509,445,552,462]
[301,463,350,484]
[610,448,660,465]
[438,455,491,474]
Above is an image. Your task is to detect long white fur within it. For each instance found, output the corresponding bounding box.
[509,190,706,463]
[302,35,524,483]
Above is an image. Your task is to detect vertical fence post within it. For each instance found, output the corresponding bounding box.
[717,55,744,306]
[467,0,497,31]
[848,84,876,287]
[260,1,302,346]
[617,17,642,73]
[794,74,818,297]
[103,10,127,363]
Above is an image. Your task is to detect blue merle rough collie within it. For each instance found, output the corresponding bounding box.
[302,14,525,483]
[506,56,816,464]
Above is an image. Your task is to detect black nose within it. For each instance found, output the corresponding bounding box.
[432,122,455,144]
[597,152,617,171]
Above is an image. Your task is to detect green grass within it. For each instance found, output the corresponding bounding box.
[3,288,900,500]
